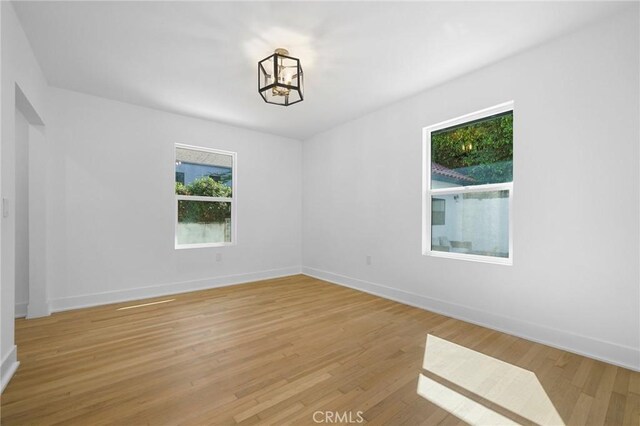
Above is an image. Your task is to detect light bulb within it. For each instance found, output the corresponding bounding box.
[282,70,293,85]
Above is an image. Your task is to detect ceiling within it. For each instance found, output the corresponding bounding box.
[13,1,629,140]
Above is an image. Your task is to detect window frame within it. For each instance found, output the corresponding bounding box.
[174,143,237,250]
[422,101,514,265]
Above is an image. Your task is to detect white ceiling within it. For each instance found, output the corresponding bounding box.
[13,1,629,140]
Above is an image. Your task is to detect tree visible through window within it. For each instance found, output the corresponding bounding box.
[431,112,513,186]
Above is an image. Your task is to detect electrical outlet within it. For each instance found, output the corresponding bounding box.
[216,253,222,262]
[366,255,371,265]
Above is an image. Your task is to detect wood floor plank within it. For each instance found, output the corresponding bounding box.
[1,275,638,425]
[623,393,640,426]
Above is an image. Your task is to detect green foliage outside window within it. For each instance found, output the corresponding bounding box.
[176,177,232,223]
[432,112,513,185]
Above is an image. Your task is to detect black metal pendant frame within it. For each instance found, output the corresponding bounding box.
[258,52,304,106]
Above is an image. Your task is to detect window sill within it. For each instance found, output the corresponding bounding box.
[175,242,236,250]
[424,250,512,266]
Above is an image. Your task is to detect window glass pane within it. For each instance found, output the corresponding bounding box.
[177,200,231,245]
[431,111,512,188]
[431,190,509,258]
[175,148,233,196]
[432,198,445,226]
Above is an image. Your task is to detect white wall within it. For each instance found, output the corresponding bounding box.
[1,1,49,391]
[302,10,640,370]
[45,88,302,311]
[26,119,48,320]
[14,108,28,316]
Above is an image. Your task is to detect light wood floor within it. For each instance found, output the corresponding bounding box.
[1,275,638,425]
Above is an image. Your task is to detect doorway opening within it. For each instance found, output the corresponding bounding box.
[4,84,47,320]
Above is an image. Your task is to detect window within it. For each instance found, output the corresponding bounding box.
[175,144,236,249]
[422,102,513,264]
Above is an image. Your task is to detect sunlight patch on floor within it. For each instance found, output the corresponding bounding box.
[117,299,175,310]
[418,334,565,426]
[417,373,520,425]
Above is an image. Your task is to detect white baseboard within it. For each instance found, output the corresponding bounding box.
[1,345,20,393]
[15,302,27,318]
[50,266,302,313]
[302,267,640,372]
